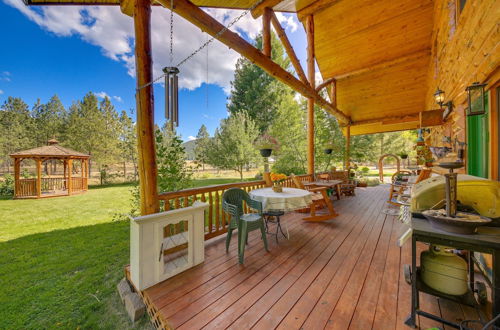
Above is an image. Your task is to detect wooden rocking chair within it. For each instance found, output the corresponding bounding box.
[388,169,432,205]
[291,175,338,222]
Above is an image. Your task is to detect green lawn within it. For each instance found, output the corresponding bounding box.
[0,178,243,329]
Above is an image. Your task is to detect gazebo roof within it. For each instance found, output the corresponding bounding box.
[10,140,90,158]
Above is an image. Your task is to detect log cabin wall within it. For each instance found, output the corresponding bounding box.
[425,0,499,176]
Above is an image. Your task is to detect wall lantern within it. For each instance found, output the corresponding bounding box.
[434,87,453,119]
[434,87,445,106]
[466,82,487,116]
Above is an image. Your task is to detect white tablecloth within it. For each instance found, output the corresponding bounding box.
[249,187,313,212]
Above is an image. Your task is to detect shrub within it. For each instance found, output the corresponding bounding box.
[0,174,14,196]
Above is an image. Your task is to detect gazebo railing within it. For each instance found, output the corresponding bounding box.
[15,177,87,198]
[17,178,37,197]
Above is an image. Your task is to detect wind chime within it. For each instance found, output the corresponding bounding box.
[163,66,179,127]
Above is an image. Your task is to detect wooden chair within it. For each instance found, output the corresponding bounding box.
[291,174,338,222]
[330,170,356,197]
[388,169,432,205]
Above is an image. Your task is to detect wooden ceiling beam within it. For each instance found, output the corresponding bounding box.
[297,0,340,21]
[251,0,284,18]
[343,109,443,127]
[332,49,430,80]
[269,10,309,85]
[156,0,350,124]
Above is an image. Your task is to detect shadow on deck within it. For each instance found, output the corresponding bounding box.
[129,185,484,329]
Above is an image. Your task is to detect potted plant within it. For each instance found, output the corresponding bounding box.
[270,172,287,192]
[415,144,434,167]
[324,142,336,155]
[399,152,409,160]
[255,133,279,157]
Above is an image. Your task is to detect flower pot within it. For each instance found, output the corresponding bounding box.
[324,148,333,154]
[272,184,283,193]
[400,154,408,159]
[259,148,272,157]
[357,182,368,187]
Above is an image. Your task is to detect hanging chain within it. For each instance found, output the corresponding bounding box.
[137,0,264,91]
[169,0,174,65]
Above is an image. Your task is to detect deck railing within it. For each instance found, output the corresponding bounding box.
[158,173,313,240]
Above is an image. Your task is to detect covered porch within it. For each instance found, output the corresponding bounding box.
[127,185,486,329]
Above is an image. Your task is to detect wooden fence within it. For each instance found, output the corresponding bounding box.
[158,174,313,241]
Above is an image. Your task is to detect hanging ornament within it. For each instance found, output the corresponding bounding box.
[163,66,180,127]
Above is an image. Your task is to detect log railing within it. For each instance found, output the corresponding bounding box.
[158,174,313,240]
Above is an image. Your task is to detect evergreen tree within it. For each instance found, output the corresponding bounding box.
[156,127,193,192]
[206,112,259,180]
[119,111,138,181]
[227,33,292,132]
[32,95,66,146]
[0,97,34,170]
[194,124,210,170]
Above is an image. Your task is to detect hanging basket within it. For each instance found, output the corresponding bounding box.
[260,149,272,157]
[324,149,333,155]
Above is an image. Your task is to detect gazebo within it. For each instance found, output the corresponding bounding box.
[10,139,90,199]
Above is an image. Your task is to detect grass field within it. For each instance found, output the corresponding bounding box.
[0,178,244,329]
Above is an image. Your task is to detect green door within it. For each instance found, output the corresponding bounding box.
[467,93,489,178]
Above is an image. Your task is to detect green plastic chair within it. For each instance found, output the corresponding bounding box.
[222,188,269,264]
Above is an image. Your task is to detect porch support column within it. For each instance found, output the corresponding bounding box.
[36,158,42,198]
[134,0,159,215]
[67,159,72,196]
[63,159,67,190]
[345,125,351,170]
[306,15,315,174]
[262,7,272,57]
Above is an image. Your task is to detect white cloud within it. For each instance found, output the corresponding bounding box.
[276,13,298,33]
[187,136,196,141]
[0,89,4,95]
[95,91,110,99]
[113,95,123,102]
[4,1,298,95]
[0,71,11,82]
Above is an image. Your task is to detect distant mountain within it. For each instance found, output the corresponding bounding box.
[182,139,197,160]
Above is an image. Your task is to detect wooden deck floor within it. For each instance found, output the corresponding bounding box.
[140,185,481,329]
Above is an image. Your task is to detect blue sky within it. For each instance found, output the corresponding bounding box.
[0,0,306,141]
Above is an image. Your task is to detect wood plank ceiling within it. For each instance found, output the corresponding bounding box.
[306,0,435,135]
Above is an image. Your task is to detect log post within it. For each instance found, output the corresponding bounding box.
[345,125,351,170]
[134,0,159,215]
[36,158,42,198]
[63,159,67,190]
[306,15,315,175]
[14,158,20,198]
[262,7,272,57]
[67,158,72,196]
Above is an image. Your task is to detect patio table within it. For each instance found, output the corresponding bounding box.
[249,187,313,239]
[304,179,343,199]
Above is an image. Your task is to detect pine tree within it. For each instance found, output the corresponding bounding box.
[32,95,66,146]
[206,112,259,180]
[227,33,292,132]
[0,97,34,171]
[194,124,210,170]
